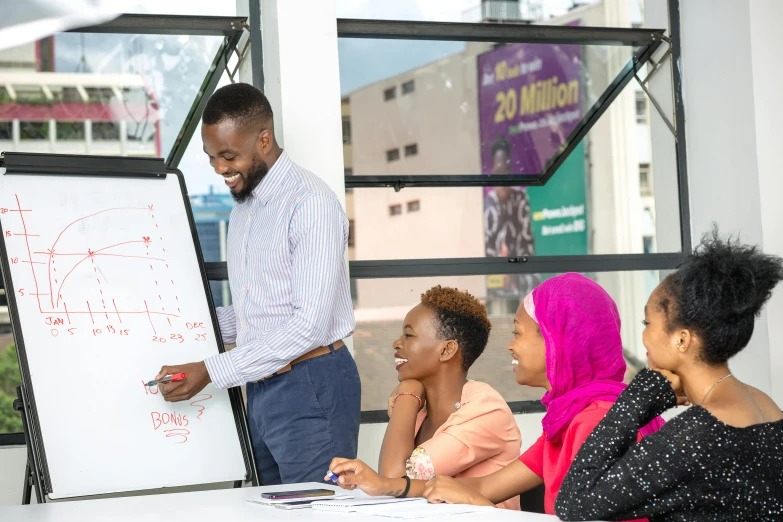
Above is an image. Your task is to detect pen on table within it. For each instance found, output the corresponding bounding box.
[145,372,186,387]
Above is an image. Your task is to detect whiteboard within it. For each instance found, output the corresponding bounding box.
[0,171,248,499]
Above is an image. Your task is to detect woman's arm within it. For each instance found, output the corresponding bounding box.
[327,457,542,506]
[328,458,428,497]
[378,380,424,478]
[555,369,697,521]
[424,460,544,506]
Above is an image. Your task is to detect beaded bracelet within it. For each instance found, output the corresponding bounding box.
[391,392,424,410]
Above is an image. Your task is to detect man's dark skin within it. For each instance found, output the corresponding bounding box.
[155,117,282,402]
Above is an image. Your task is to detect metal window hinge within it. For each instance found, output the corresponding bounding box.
[634,45,676,139]
[224,24,252,83]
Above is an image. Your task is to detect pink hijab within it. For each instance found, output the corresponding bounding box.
[524,273,665,442]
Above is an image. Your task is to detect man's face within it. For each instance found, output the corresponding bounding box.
[492,149,512,201]
[202,121,269,203]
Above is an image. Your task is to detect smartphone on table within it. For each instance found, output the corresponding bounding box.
[260,488,335,500]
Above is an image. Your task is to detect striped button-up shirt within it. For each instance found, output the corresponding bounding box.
[204,151,355,388]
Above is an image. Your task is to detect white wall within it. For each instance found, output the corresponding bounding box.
[0,447,27,505]
[748,0,783,405]
[677,0,783,400]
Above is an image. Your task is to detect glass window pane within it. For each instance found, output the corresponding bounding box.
[0,32,225,159]
[56,121,85,140]
[0,336,22,435]
[341,38,638,180]
[351,270,663,411]
[345,82,681,262]
[191,193,232,309]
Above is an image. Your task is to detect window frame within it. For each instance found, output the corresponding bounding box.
[636,90,648,124]
[342,116,352,144]
[338,9,691,278]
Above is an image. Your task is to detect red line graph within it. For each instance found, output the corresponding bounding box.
[54,240,150,308]
[46,207,148,308]
[10,195,180,333]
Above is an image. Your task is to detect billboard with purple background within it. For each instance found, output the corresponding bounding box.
[478,32,588,299]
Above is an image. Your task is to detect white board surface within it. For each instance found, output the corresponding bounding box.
[0,172,247,499]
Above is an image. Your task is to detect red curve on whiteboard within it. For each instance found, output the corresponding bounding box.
[54,240,153,308]
[190,394,213,421]
[163,428,190,444]
[46,207,150,308]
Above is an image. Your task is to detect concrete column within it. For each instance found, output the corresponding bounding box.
[11,119,20,151]
[48,119,56,152]
[84,120,93,155]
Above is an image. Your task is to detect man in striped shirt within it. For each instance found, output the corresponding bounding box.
[156,83,361,485]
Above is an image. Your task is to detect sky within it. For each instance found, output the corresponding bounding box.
[53,0,594,196]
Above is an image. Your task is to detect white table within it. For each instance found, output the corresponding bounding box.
[0,482,564,522]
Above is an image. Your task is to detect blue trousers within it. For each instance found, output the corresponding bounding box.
[245,346,361,485]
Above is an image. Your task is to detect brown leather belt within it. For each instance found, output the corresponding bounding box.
[257,340,345,382]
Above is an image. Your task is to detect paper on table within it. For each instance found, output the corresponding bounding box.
[311,497,427,512]
[246,494,354,505]
[353,502,495,519]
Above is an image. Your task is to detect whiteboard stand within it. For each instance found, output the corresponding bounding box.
[0,152,257,502]
[14,385,45,504]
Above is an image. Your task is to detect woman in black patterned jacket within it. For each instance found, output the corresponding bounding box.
[555,230,783,521]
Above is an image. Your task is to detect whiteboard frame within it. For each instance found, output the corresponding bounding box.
[0,152,257,500]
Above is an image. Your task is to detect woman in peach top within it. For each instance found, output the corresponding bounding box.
[328,286,521,510]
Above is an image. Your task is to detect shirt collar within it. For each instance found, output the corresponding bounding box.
[251,150,291,206]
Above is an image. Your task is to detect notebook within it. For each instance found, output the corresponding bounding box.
[310,497,427,512]
[353,503,495,519]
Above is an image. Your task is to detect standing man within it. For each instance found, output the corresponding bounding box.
[154,83,360,485]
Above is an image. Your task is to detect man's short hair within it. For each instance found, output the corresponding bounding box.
[202,83,273,130]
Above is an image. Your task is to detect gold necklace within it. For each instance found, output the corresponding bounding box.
[700,373,733,406]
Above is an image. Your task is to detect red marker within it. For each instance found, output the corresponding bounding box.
[145,373,186,387]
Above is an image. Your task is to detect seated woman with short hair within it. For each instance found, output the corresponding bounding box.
[328,286,521,510]
[555,231,783,520]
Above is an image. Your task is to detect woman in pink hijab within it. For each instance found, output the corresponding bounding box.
[420,273,665,516]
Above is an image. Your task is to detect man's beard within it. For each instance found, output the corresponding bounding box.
[231,158,269,204]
